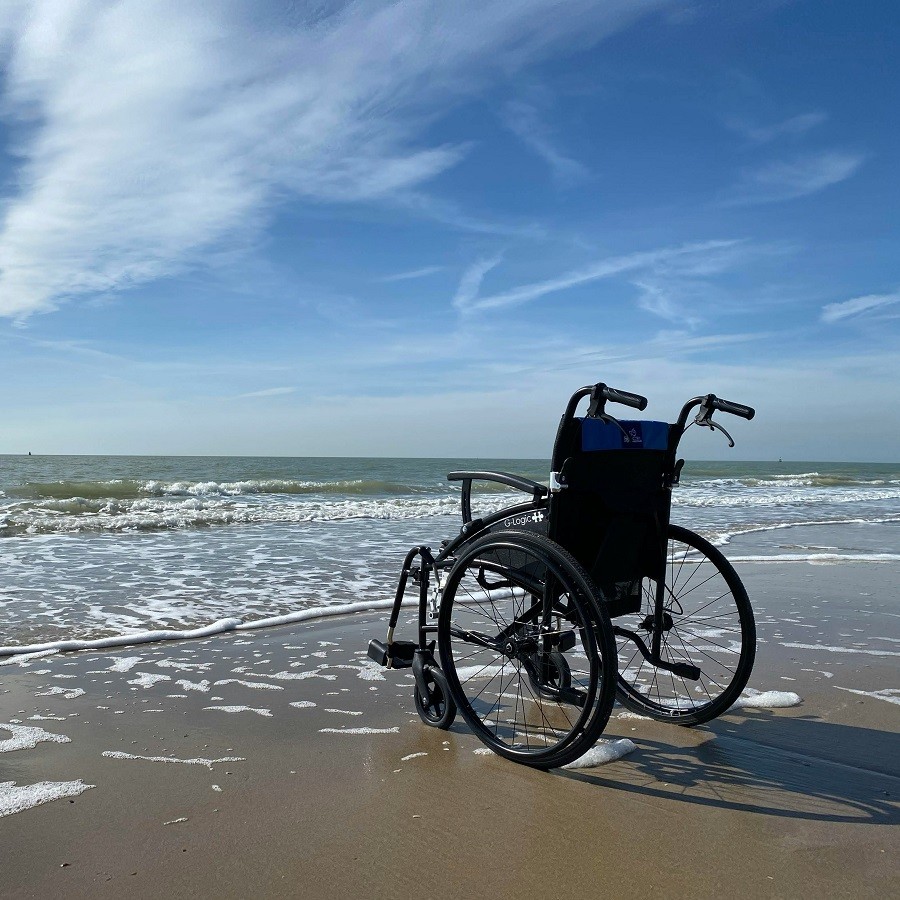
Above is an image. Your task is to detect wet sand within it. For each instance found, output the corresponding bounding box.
[1,539,898,899]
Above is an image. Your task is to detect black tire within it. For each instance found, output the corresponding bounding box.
[414,666,456,729]
[615,524,755,725]
[438,531,617,768]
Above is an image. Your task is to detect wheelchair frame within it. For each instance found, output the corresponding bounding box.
[369,382,757,767]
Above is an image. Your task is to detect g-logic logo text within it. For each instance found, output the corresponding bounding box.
[502,511,545,528]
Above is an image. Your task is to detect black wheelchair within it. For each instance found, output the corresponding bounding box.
[369,383,756,768]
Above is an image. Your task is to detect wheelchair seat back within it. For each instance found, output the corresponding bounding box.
[549,417,674,605]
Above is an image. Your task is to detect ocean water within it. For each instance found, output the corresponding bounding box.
[1,455,898,649]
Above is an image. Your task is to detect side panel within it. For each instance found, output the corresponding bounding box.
[487,506,549,536]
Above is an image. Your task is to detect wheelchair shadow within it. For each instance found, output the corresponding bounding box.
[555,711,900,825]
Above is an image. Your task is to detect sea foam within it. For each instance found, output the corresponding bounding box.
[102,751,245,769]
[729,689,802,710]
[0,723,71,753]
[562,739,637,769]
[0,780,94,818]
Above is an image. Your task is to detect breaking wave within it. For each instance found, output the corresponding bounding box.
[2,460,898,538]
[5,478,434,501]
[0,495,468,536]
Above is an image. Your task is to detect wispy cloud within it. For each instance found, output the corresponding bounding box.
[502,99,588,186]
[821,290,900,324]
[0,0,666,319]
[376,266,445,283]
[236,386,297,399]
[632,280,702,327]
[727,111,827,144]
[396,186,547,238]
[452,255,505,309]
[454,240,743,313]
[11,335,132,364]
[724,151,864,205]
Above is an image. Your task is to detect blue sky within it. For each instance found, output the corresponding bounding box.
[0,0,897,460]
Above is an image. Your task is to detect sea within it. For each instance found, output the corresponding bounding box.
[1,455,898,651]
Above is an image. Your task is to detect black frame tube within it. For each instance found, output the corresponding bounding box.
[448,471,548,525]
[435,498,549,562]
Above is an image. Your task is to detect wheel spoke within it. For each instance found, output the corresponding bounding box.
[615,525,754,722]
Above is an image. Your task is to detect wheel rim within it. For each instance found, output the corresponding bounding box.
[616,529,753,717]
[416,673,447,723]
[441,540,600,760]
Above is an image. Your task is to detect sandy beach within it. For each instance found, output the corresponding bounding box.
[2,528,898,900]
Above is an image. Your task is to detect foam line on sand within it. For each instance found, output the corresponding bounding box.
[1,723,71,753]
[1,780,94,818]
[0,598,416,660]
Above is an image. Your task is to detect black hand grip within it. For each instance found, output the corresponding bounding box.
[711,397,755,420]
[603,385,648,411]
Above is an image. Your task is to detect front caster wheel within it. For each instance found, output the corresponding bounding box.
[414,666,457,729]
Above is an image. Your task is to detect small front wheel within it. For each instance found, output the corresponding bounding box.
[414,666,456,729]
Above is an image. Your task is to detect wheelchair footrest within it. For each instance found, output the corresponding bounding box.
[664,661,702,681]
[368,639,416,669]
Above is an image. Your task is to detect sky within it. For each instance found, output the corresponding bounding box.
[0,0,898,460]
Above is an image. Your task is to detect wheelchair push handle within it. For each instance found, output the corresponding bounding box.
[552,383,648,471]
[560,383,648,426]
[598,384,648,412]
[672,393,755,450]
[584,383,648,420]
[708,395,755,420]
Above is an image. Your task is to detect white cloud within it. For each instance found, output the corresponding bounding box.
[725,151,864,205]
[376,266,445,283]
[727,111,828,144]
[821,291,900,324]
[236,386,296,399]
[502,99,588,186]
[452,254,504,309]
[0,0,669,319]
[632,280,701,327]
[454,240,743,312]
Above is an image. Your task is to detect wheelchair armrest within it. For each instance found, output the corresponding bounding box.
[448,471,549,496]
[447,471,549,524]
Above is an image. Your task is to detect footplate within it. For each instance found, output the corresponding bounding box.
[367,639,416,669]
[612,625,702,681]
[664,660,702,681]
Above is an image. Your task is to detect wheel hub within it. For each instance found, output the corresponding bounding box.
[641,611,674,632]
[501,631,539,659]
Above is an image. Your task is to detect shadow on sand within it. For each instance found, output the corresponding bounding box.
[556,710,900,825]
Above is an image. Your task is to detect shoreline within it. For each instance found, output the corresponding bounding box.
[2,520,898,659]
[2,552,898,899]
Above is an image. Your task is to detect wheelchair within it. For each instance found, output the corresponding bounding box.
[368,383,757,768]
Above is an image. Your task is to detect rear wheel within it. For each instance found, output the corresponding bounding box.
[438,531,616,768]
[615,524,755,724]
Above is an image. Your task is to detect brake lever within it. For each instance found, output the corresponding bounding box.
[694,403,735,448]
[710,419,735,448]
